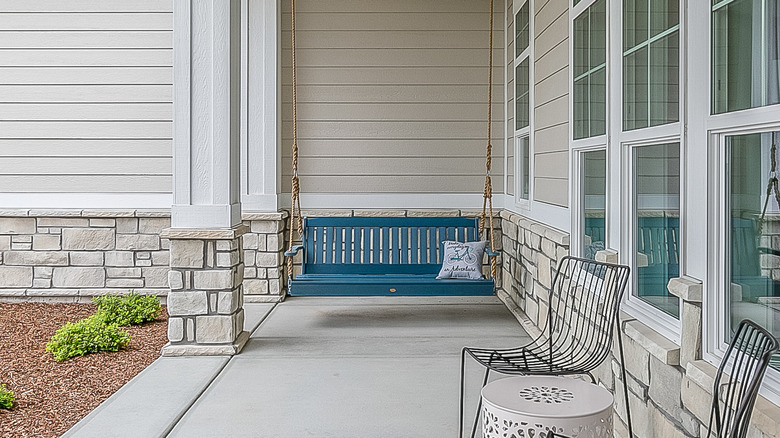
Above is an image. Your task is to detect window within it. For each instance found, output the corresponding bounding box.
[582,150,606,260]
[514,0,532,201]
[712,0,780,114]
[573,0,607,139]
[633,142,680,318]
[623,0,679,130]
[726,130,780,364]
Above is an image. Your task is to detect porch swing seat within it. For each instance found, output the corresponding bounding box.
[284,217,496,296]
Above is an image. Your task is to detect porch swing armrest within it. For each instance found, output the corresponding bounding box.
[758,246,780,257]
[485,249,500,258]
[284,245,304,257]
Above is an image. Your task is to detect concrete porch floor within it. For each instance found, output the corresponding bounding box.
[63,296,531,438]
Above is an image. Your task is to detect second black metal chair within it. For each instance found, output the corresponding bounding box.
[459,255,632,438]
[706,319,778,438]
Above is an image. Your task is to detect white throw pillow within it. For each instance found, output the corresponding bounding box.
[436,240,487,280]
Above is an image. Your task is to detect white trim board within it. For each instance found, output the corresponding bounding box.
[0,193,172,210]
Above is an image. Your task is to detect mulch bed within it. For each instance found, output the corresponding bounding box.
[0,302,168,438]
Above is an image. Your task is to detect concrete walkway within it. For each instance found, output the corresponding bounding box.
[63,296,530,438]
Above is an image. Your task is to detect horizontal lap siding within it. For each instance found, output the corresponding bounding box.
[533,0,569,207]
[281,0,504,195]
[0,1,173,194]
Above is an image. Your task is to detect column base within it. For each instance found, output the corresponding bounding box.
[160,330,250,357]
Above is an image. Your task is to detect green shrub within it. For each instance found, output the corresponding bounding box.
[45,315,131,362]
[0,384,14,410]
[93,292,161,327]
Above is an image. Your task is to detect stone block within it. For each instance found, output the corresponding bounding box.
[269,279,281,294]
[32,234,61,250]
[0,266,33,287]
[168,291,209,316]
[35,266,54,279]
[680,301,702,368]
[217,289,240,314]
[169,240,205,269]
[89,218,116,228]
[244,267,257,278]
[106,278,144,288]
[169,271,184,290]
[250,220,281,233]
[541,238,557,259]
[648,356,684,418]
[70,252,104,266]
[256,253,280,268]
[193,270,234,290]
[647,403,686,438]
[105,251,134,267]
[0,218,36,234]
[268,268,280,281]
[217,251,240,268]
[137,251,151,260]
[216,240,239,251]
[267,233,281,251]
[138,217,170,234]
[52,267,105,287]
[151,250,169,265]
[168,317,184,342]
[623,337,651,384]
[4,251,69,266]
[195,315,236,343]
[0,236,10,250]
[242,233,259,249]
[136,259,152,267]
[537,256,552,289]
[116,218,139,234]
[142,267,170,288]
[681,375,712,424]
[107,267,142,278]
[62,228,115,250]
[244,279,269,295]
[613,374,650,438]
[116,234,159,251]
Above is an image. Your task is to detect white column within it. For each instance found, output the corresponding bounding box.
[172,0,243,229]
[240,0,281,212]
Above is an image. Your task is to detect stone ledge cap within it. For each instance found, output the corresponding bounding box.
[685,359,717,390]
[596,249,619,264]
[161,224,250,240]
[625,320,681,365]
[160,331,250,356]
[242,211,287,221]
[667,276,703,303]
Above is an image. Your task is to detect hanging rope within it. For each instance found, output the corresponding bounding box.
[479,0,498,280]
[286,0,303,281]
[758,133,780,236]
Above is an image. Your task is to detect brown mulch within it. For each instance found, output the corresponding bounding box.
[0,302,169,438]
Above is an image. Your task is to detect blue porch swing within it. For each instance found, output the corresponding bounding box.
[283,0,499,297]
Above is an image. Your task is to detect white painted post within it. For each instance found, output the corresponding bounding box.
[164,0,249,356]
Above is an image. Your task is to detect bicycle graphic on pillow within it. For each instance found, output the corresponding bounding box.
[448,245,477,265]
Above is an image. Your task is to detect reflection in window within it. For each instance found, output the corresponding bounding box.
[516,58,530,130]
[623,0,680,130]
[515,2,530,58]
[519,136,530,200]
[634,143,680,318]
[574,0,607,139]
[583,150,606,260]
[712,0,780,114]
[728,131,780,361]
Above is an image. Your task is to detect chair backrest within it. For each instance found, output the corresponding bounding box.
[544,256,631,374]
[708,319,779,438]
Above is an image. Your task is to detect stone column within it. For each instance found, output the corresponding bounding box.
[161,226,249,356]
[163,0,248,355]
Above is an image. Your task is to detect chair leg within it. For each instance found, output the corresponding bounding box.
[469,367,491,438]
[616,318,634,438]
[459,349,467,438]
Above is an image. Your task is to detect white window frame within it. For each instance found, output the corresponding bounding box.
[606,0,685,342]
[514,0,533,209]
[570,0,610,260]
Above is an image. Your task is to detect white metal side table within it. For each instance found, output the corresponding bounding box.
[480,375,613,438]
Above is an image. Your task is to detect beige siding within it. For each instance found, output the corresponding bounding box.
[533,0,569,207]
[281,0,504,195]
[0,1,173,193]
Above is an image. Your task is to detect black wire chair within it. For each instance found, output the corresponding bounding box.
[459,255,633,438]
[707,319,779,438]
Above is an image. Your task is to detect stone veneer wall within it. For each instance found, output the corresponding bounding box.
[0,210,288,303]
[497,210,780,438]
